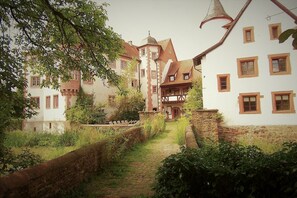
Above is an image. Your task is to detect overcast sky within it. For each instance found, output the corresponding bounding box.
[96,0,297,61]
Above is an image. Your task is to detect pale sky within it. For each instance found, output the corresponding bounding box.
[96,0,297,61]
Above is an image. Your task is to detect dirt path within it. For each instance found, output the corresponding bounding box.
[83,121,180,198]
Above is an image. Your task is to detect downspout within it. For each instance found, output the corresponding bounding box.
[154,59,159,111]
[271,0,297,24]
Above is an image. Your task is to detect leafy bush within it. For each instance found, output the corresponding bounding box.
[4,131,58,147]
[154,142,297,198]
[151,114,166,137]
[56,131,79,147]
[176,116,190,145]
[65,88,106,124]
[143,114,166,138]
[0,147,43,176]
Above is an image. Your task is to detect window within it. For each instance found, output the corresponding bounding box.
[237,56,258,78]
[269,23,281,40]
[243,27,255,43]
[131,79,138,88]
[151,70,157,79]
[141,49,145,56]
[53,95,59,109]
[152,85,157,94]
[268,53,291,75]
[46,96,51,109]
[120,60,127,69]
[31,76,41,87]
[217,74,230,92]
[183,73,190,80]
[239,93,261,114]
[152,52,157,60]
[108,95,116,106]
[169,75,175,82]
[109,61,116,69]
[70,71,80,80]
[31,97,40,109]
[271,91,295,113]
[141,69,145,77]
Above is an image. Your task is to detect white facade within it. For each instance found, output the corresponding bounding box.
[198,0,297,125]
[24,37,177,132]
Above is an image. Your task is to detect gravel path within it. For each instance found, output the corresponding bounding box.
[83,122,180,198]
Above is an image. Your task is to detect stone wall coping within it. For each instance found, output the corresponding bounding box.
[194,109,218,112]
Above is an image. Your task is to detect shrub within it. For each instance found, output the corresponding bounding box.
[0,147,43,176]
[56,131,79,147]
[154,142,297,198]
[151,114,166,137]
[143,114,166,138]
[176,116,190,146]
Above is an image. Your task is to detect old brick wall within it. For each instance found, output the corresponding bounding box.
[191,110,297,145]
[219,125,297,144]
[191,109,219,142]
[0,127,145,198]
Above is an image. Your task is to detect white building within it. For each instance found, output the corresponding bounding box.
[24,35,190,132]
[193,0,297,126]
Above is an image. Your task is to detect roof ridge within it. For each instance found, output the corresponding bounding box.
[193,0,252,65]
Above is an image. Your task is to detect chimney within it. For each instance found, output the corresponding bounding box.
[128,41,133,46]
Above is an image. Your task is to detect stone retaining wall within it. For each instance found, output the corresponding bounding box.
[0,127,145,198]
[139,111,160,124]
[185,125,199,149]
[191,109,297,144]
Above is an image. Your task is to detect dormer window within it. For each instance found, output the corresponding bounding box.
[169,75,175,82]
[183,73,190,80]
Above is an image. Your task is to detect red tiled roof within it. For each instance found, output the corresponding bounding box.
[121,41,140,60]
[161,59,194,86]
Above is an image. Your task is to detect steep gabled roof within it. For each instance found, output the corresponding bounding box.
[157,38,178,63]
[161,59,194,86]
[193,0,252,65]
[193,0,297,66]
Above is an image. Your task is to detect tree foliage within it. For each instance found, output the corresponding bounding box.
[183,77,203,114]
[110,59,145,120]
[65,88,106,124]
[279,28,297,49]
[0,0,123,151]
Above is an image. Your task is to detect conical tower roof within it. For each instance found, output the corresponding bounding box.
[200,0,233,28]
[140,31,158,46]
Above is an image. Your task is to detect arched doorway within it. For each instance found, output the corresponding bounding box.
[172,107,181,119]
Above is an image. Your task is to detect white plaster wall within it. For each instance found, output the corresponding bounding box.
[139,47,149,110]
[25,73,67,131]
[202,0,297,125]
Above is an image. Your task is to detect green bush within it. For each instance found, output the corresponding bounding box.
[154,142,297,198]
[0,147,43,176]
[176,116,190,146]
[143,114,166,138]
[56,131,79,147]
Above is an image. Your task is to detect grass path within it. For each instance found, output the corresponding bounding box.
[81,121,180,198]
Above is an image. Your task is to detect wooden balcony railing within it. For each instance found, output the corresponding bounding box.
[161,94,187,103]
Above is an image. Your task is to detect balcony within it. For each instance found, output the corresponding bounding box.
[60,80,80,96]
[161,94,187,104]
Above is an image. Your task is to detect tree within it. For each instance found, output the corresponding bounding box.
[110,59,145,120]
[65,88,106,124]
[279,28,297,49]
[183,77,203,114]
[0,0,122,152]
[0,0,123,100]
